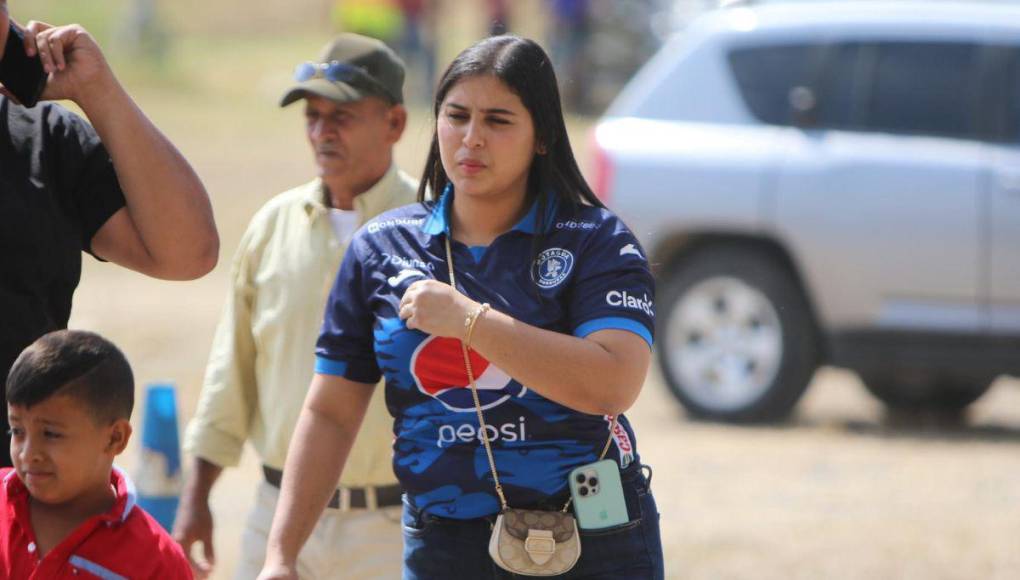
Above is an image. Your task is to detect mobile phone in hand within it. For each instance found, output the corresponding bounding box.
[0,22,47,107]
[568,459,629,530]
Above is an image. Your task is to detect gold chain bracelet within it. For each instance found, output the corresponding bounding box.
[464,303,491,349]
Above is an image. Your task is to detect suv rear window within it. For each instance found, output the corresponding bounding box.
[862,42,979,140]
[729,41,981,140]
[728,44,824,126]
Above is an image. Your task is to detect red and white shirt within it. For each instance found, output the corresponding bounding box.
[0,467,191,579]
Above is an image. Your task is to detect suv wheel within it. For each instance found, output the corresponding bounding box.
[860,374,992,412]
[658,246,819,422]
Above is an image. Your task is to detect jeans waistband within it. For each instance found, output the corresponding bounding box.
[408,461,651,524]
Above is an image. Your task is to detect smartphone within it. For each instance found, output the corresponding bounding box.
[568,459,629,530]
[0,22,47,107]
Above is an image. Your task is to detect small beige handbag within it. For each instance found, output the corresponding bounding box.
[443,237,618,577]
[491,503,587,570]
[488,507,581,576]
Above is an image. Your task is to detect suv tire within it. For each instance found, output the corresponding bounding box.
[657,245,819,422]
[860,374,992,412]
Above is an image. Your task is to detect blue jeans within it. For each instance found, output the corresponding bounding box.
[402,464,664,579]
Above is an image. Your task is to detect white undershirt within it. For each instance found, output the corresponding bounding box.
[328,208,361,246]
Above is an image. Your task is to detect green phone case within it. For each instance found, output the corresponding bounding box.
[568,459,629,530]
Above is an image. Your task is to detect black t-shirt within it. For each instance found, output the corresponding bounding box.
[0,96,125,457]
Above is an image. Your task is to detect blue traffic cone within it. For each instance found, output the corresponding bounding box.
[135,382,183,532]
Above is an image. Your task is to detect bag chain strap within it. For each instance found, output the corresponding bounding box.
[443,235,618,514]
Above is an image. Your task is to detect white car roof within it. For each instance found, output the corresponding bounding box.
[607,1,1020,123]
[701,1,1020,42]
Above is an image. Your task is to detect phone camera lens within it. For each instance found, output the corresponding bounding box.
[575,474,586,484]
[578,486,589,497]
[588,477,598,487]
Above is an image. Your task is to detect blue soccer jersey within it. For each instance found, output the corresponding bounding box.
[315,188,655,519]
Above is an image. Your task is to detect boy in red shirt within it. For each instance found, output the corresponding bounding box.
[0,330,191,579]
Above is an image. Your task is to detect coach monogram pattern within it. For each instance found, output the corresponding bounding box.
[489,510,581,576]
[503,509,577,542]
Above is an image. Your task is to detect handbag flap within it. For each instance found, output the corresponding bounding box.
[502,508,577,543]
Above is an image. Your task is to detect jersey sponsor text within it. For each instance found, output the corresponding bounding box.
[382,253,436,271]
[367,217,425,234]
[437,417,528,448]
[555,220,598,230]
[606,290,654,317]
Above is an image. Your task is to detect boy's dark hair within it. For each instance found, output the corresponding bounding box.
[6,330,134,423]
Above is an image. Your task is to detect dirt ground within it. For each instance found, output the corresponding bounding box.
[63,72,1020,580]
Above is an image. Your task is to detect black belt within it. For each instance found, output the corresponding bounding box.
[262,465,402,510]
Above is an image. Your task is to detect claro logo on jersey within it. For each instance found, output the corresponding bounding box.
[410,336,528,412]
[606,290,654,317]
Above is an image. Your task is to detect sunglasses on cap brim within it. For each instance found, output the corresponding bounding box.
[293,61,395,102]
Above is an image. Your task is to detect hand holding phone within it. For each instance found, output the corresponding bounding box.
[568,459,629,530]
[0,22,47,107]
[4,21,115,108]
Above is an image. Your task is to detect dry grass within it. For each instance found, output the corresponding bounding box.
[19,5,1020,579]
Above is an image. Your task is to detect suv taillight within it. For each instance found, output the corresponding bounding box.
[589,129,614,205]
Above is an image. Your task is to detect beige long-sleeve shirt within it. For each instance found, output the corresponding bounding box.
[183,167,417,487]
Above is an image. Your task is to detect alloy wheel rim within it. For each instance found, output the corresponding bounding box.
[666,276,784,412]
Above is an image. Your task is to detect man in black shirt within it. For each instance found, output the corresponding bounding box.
[0,5,220,466]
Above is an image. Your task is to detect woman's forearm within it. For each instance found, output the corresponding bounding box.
[466,309,650,416]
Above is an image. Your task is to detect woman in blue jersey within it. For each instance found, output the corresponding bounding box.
[259,35,663,580]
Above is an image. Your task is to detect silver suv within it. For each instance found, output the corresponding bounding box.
[592,1,1020,422]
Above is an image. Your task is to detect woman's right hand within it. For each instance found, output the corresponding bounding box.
[399,279,478,339]
[256,563,298,580]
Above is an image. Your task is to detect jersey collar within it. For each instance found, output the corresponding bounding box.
[421,184,559,238]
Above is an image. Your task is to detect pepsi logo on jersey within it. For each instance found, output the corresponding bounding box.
[437,416,527,448]
[410,336,528,412]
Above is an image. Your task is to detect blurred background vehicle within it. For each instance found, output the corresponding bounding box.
[593,0,1020,422]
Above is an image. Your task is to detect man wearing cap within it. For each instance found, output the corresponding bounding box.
[173,34,415,580]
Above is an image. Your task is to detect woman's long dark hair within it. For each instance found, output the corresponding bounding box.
[417,35,604,227]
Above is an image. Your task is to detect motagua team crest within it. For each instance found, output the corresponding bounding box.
[410,336,527,411]
[532,247,574,289]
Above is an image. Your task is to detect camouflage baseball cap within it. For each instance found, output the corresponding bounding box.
[280,33,405,107]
